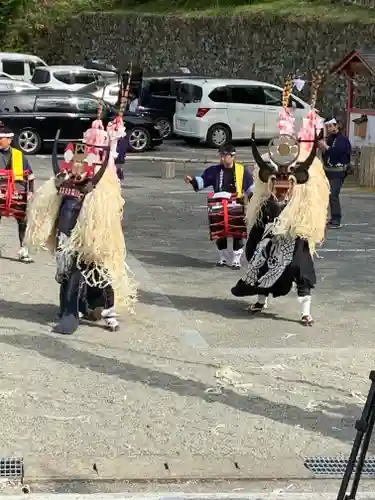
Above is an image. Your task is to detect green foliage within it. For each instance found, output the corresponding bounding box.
[0,0,118,51]
[0,0,375,52]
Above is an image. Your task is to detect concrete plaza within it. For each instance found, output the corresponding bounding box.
[0,152,373,498]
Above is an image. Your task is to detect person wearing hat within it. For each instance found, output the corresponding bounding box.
[318,117,352,229]
[184,144,253,268]
[0,122,34,262]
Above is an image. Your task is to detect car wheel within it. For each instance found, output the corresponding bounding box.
[156,118,172,139]
[183,137,201,145]
[206,124,231,148]
[128,127,151,153]
[15,129,42,155]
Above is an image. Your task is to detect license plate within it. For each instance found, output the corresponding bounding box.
[178,119,187,128]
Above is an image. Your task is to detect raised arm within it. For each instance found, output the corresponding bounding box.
[184,166,215,192]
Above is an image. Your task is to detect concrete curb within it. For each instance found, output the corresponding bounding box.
[23,455,313,483]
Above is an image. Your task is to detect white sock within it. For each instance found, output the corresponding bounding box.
[258,294,268,306]
[298,295,311,316]
[101,306,117,319]
[232,248,243,265]
[105,316,119,329]
[217,249,227,262]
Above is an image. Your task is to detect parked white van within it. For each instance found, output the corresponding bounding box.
[173,78,312,147]
[0,53,47,82]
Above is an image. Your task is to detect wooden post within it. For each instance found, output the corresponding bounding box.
[358,145,375,187]
[161,161,176,179]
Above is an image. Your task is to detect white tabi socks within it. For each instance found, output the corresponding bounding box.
[101,306,119,331]
[298,295,311,316]
[216,249,228,266]
[298,295,313,325]
[257,294,268,309]
[231,248,243,269]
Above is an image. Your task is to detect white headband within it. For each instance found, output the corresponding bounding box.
[0,132,14,138]
[324,118,337,126]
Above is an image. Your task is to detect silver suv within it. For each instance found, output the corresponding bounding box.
[31,65,117,91]
[0,78,37,92]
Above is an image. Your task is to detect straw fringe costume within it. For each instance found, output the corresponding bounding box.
[231,71,330,325]
[25,69,137,335]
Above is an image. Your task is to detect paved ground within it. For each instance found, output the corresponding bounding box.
[0,149,374,498]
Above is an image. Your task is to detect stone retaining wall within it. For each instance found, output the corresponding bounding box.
[25,13,375,113]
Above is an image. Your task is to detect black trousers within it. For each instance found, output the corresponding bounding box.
[216,237,243,251]
[85,284,115,310]
[0,216,26,246]
[327,174,345,224]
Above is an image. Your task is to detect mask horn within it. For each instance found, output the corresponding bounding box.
[52,129,61,175]
[91,148,110,186]
[250,123,272,171]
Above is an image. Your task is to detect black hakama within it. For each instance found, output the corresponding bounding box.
[231,198,316,298]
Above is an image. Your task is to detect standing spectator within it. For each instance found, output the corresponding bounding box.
[128,90,139,113]
[319,117,352,229]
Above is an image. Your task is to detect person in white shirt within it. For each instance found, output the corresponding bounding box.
[128,91,139,113]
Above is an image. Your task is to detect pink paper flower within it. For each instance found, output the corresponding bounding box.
[278,109,295,136]
[298,110,323,153]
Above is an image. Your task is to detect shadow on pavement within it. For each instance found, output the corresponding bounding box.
[0,299,57,325]
[0,332,363,447]
[135,249,213,268]
[138,289,303,324]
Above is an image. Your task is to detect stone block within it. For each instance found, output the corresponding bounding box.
[161,161,176,179]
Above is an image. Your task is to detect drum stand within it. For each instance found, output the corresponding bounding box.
[337,370,375,500]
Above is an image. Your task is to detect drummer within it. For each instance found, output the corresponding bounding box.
[0,122,34,263]
[184,144,253,269]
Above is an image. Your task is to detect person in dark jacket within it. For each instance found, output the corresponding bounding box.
[319,117,352,228]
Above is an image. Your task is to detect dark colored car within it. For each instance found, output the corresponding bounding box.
[137,75,207,139]
[79,73,207,140]
[0,89,162,154]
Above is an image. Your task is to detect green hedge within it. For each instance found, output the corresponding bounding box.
[0,0,119,51]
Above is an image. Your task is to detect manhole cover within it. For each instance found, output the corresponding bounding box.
[0,458,24,479]
[305,456,375,476]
